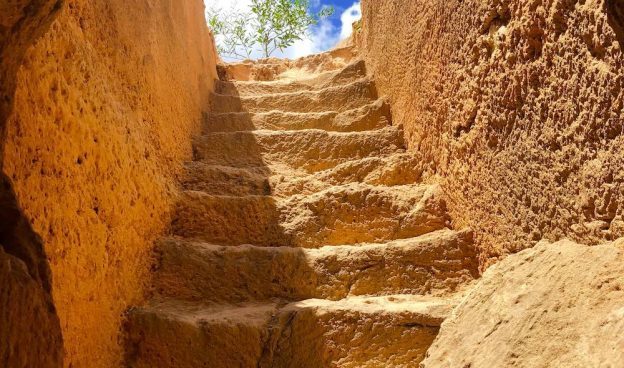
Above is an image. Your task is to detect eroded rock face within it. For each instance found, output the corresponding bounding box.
[358,0,624,266]
[0,174,63,368]
[2,0,218,366]
[422,239,624,367]
[1,1,64,366]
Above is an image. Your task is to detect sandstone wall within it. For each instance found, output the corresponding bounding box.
[358,0,624,266]
[2,0,218,366]
[1,1,66,366]
[422,238,624,367]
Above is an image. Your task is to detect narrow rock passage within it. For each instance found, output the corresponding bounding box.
[125,47,479,367]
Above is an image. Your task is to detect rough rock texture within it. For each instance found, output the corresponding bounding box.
[218,46,357,82]
[172,183,448,248]
[154,229,477,303]
[264,296,452,368]
[0,175,63,367]
[126,54,479,367]
[358,0,624,266]
[0,1,65,366]
[2,0,218,366]
[422,238,624,367]
[128,295,455,368]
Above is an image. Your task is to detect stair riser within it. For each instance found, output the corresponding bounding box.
[125,306,274,368]
[171,194,288,247]
[154,230,477,304]
[192,128,405,172]
[209,80,378,114]
[181,164,271,196]
[126,303,445,368]
[216,81,314,95]
[182,154,424,196]
[171,186,448,247]
[218,46,357,82]
[216,60,367,95]
[203,101,391,133]
[262,307,441,368]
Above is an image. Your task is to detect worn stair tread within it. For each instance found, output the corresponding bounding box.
[131,299,277,324]
[210,79,378,114]
[237,78,373,99]
[182,152,424,196]
[203,98,391,133]
[126,294,453,368]
[154,229,478,303]
[181,162,272,196]
[192,126,405,172]
[171,183,448,247]
[285,294,454,323]
[125,300,277,368]
[216,60,367,96]
[133,294,454,326]
[218,45,358,83]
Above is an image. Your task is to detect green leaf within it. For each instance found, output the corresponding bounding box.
[210,0,334,59]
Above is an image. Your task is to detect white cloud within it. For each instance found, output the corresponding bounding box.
[284,18,337,59]
[205,0,259,60]
[204,0,362,61]
[340,2,361,40]
[205,0,251,12]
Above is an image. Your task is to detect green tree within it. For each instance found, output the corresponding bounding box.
[207,0,334,60]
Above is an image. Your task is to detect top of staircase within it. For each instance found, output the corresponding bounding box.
[217,45,359,82]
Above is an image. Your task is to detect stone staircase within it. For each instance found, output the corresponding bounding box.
[125,48,479,367]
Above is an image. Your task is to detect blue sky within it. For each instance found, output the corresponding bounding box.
[204,0,361,60]
[310,0,362,39]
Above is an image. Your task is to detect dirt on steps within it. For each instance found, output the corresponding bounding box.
[125,50,480,367]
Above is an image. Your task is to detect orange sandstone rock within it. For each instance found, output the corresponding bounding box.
[422,239,624,367]
[2,0,218,366]
[358,0,624,267]
[125,52,479,367]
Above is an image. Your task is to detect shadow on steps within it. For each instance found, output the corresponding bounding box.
[124,79,294,368]
[123,60,481,368]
